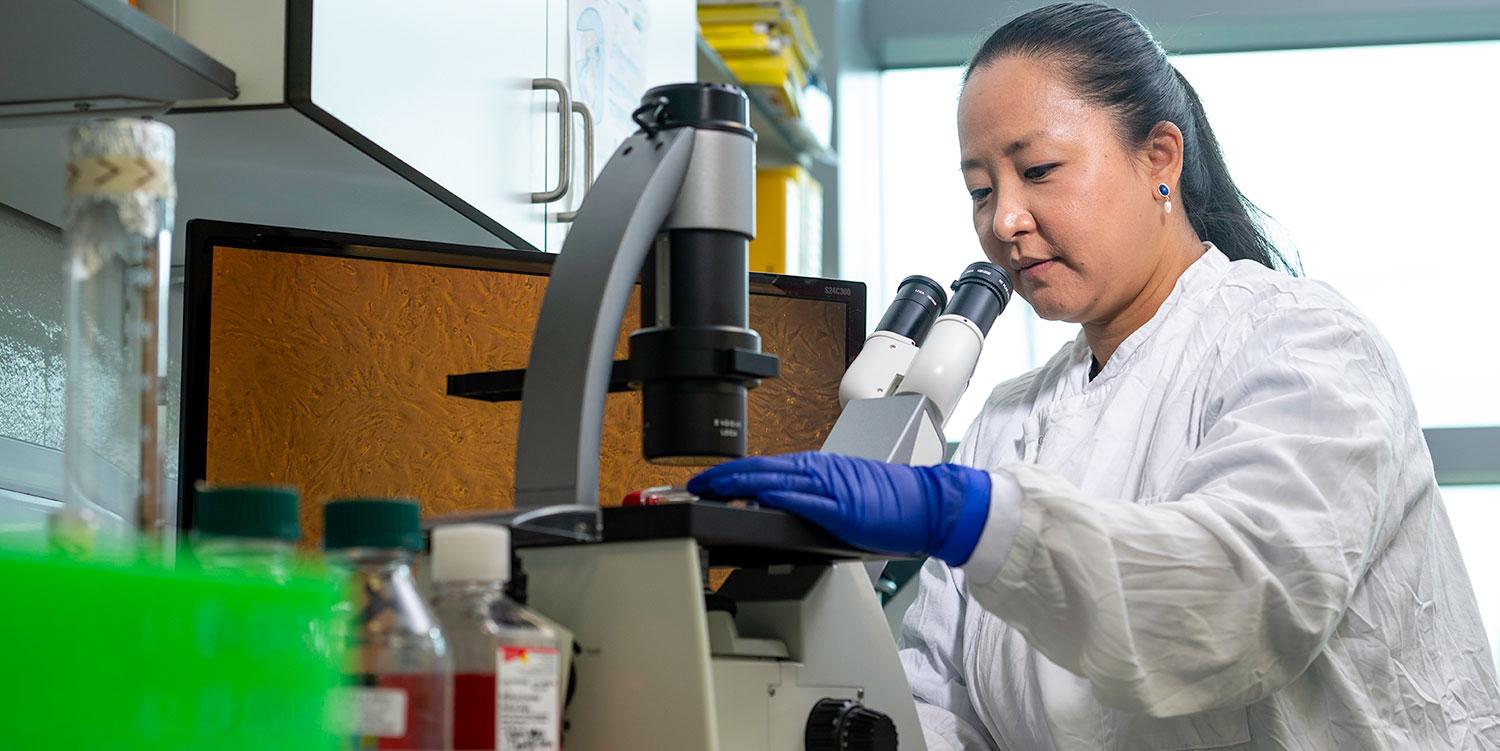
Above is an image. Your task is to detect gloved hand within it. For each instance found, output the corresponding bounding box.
[687,452,992,566]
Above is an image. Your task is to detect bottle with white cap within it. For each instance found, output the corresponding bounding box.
[430,523,561,751]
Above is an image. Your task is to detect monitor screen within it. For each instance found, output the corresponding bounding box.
[180,221,864,545]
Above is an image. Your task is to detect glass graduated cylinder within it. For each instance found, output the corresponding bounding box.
[59,119,175,552]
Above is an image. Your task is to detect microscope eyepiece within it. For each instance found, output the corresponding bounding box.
[875,275,948,345]
[945,262,1013,337]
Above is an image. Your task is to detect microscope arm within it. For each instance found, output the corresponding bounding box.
[820,394,948,466]
[511,127,695,540]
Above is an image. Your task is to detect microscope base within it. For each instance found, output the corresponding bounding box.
[520,538,926,751]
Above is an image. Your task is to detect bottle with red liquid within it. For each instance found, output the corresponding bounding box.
[431,523,561,751]
[325,499,453,750]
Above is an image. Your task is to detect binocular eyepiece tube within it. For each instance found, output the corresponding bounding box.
[839,275,945,405]
[841,261,1014,424]
[895,261,1013,425]
[943,262,1013,338]
[875,276,948,344]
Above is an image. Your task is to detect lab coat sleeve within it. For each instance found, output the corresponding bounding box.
[894,407,1006,751]
[899,558,1002,751]
[962,305,1404,718]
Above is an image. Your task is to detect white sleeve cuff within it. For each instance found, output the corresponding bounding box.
[957,469,1023,584]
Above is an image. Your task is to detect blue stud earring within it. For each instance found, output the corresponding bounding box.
[1157,183,1173,214]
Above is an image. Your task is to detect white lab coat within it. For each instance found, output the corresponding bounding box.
[900,245,1500,750]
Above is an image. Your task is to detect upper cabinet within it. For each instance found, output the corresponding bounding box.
[0,1,694,255]
[295,0,555,250]
[175,0,694,252]
[541,0,697,252]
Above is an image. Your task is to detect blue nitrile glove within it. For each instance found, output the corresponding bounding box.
[687,452,992,566]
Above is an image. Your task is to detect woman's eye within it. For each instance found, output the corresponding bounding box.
[1023,163,1058,181]
[968,187,993,202]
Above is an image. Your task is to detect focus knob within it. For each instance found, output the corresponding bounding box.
[804,698,897,750]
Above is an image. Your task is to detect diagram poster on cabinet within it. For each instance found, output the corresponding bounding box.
[570,0,649,176]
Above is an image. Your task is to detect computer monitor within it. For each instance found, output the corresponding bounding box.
[179,220,865,544]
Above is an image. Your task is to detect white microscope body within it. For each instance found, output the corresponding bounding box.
[519,266,1012,751]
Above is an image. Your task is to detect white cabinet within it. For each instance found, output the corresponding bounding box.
[165,0,694,252]
[306,0,555,250]
[544,0,698,252]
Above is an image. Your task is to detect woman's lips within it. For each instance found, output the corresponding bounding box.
[1019,259,1056,279]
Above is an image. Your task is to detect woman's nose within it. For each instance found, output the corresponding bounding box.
[991,197,1036,243]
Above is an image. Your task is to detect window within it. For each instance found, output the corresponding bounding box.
[0,206,183,540]
[1173,41,1500,429]
[874,41,1500,436]
[1441,484,1500,661]
[0,205,66,529]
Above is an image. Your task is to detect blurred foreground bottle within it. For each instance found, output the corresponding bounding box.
[431,524,562,751]
[325,499,453,750]
[52,118,175,557]
[0,544,345,751]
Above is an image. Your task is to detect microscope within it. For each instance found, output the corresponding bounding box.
[437,83,1010,750]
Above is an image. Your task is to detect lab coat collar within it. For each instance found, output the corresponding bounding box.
[1075,242,1228,389]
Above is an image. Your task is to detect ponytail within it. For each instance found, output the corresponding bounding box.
[1171,69,1295,274]
[965,2,1299,275]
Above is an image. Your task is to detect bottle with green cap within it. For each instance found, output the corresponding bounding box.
[191,485,302,581]
[324,498,452,751]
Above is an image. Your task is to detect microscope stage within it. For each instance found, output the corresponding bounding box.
[509,502,891,568]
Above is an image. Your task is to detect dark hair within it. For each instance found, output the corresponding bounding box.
[964,2,1298,275]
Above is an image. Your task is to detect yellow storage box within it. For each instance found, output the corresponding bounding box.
[750,165,823,277]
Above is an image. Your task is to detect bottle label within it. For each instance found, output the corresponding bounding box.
[497,646,561,751]
[337,685,407,738]
[332,676,446,750]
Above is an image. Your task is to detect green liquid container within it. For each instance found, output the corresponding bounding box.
[0,544,346,750]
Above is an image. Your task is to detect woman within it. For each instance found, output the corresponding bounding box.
[690,3,1500,749]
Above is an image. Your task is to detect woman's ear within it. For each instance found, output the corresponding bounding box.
[1145,120,1185,188]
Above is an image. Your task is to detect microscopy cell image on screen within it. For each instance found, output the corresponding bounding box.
[201,245,850,545]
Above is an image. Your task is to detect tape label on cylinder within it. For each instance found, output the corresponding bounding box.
[66,155,175,199]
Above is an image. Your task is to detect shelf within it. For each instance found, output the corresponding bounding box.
[695,35,836,169]
[0,0,237,121]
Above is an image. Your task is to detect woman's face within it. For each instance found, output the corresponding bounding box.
[958,56,1174,324]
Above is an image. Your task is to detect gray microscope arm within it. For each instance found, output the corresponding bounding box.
[821,394,948,466]
[510,127,695,541]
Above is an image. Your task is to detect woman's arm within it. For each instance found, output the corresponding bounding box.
[965,305,1405,717]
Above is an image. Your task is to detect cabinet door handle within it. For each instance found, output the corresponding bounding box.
[556,100,595,222]
[530,78,572,204]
